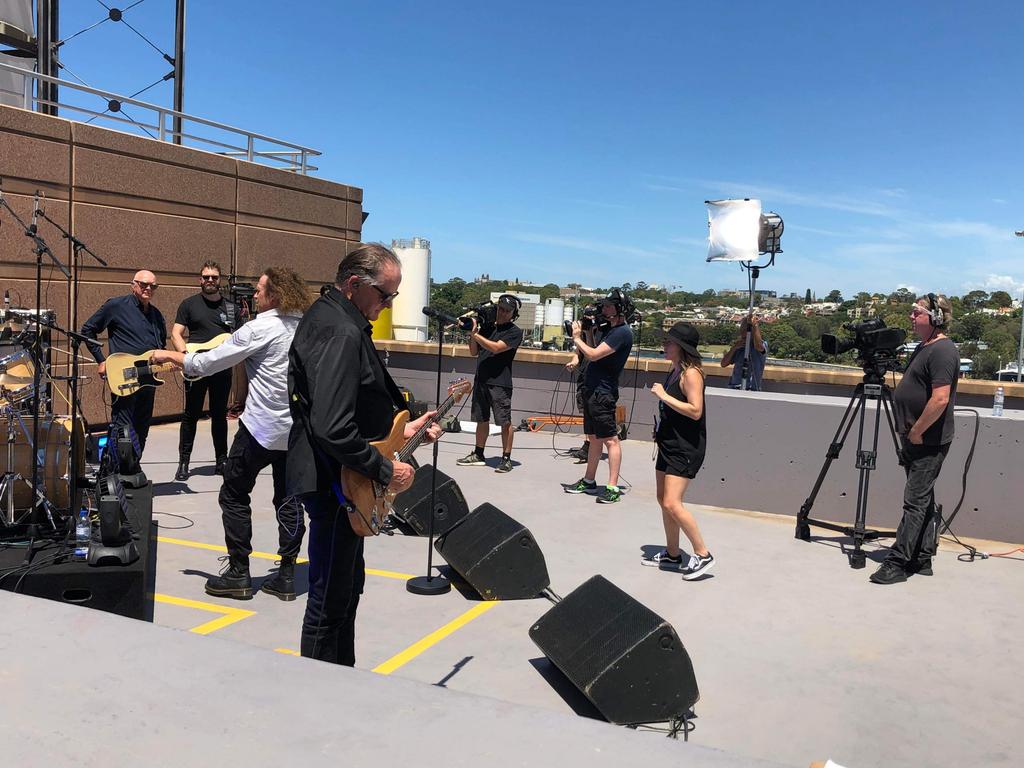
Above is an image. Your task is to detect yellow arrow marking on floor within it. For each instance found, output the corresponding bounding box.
[155,593,256,635]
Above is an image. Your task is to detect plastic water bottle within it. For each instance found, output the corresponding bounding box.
[73,509,90,561]
[992,387,1004,417]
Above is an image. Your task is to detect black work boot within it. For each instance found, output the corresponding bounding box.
[174,455,190,481]
[260,556,296,601]
[205,556,252,600]
[214,454,227,475]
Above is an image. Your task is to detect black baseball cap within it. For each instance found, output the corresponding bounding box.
[656,322,701,358]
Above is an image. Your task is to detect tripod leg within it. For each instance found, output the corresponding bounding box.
[796,385,865,540]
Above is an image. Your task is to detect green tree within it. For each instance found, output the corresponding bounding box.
[989,290,1013,308]
[804,289,812,304]
[962,290,989,311]
[826,289,843,303]
[855,291,873,306]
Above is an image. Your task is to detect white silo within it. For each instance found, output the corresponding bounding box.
[390,237,431,342]
[543,298,565,341]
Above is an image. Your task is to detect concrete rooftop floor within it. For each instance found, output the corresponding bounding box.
[132,419,1021,767]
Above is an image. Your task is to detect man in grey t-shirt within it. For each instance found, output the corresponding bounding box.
[871,293,958,585]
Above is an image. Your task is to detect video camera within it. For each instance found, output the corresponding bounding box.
[562,288,641,335]
[459,294,522,332]
[821,318,906,372]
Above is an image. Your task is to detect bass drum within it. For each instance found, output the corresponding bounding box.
[1,415,84,517]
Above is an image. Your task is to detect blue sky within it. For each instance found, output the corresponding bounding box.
[54,0,1024,298]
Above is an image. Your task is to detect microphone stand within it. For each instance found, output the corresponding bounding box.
[36,207,108,523]
[406,313,453,596]
[0,191,70,564]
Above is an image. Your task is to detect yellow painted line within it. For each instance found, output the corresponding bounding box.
[275,648,301,656]
[157,535,309,564]
[372,601,499,676]
[157,535,413,580]
[154,593,256,635]
[366,567,416,580]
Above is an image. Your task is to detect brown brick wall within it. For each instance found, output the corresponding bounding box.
[0,104,362,428]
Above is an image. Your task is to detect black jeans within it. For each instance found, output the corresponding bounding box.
[110,387,155,458]
[300,492,365,666]
[178,368,232,459]
[887,442,949,567]
[218,421,305,563]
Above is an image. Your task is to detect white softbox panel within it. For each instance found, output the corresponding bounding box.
[706,198,762,262]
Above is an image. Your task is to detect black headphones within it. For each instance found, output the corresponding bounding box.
[926,292,945,327]
[498,294,522,320]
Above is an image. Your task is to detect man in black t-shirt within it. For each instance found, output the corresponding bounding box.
[171,260,233,480]
[457,295,524,473]
[871,293,958,585]
[563,295,634,504]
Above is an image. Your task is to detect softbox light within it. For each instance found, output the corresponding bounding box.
[706,199,762,262]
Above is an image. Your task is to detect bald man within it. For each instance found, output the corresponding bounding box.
[82,270,168,457]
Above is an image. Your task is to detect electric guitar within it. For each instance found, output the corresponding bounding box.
[341,378,472,536]
[103,333,232,396]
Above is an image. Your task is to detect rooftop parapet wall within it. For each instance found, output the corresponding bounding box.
[0,104,360,425]
[381,342,1024,543]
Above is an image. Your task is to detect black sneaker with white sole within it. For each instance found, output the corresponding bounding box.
[681,552,714,580]
[641,550,683,569]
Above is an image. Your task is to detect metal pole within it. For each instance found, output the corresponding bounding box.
[1016,232,1024,382]
[172,0,186,145]
[1016,289,1024,383]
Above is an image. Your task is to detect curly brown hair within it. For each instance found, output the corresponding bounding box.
[263,267,311,315]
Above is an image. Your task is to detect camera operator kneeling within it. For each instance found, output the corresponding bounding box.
[562,295,634,504]
[457,295,524,473]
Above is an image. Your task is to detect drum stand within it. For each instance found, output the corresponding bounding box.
[0,189,70,562]
[0,406,57,528]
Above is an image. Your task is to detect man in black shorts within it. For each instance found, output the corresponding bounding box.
[457,295,524,473]
[563,292,634,504]
[171,260,233,480]
[870,293,958,585]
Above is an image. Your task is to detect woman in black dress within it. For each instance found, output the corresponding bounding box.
[641,322,714,580]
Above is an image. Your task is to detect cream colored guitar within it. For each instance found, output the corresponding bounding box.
[341,378,472,536]
[104,332,232,396]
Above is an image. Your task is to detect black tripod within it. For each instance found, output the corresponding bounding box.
[795,363,902,568]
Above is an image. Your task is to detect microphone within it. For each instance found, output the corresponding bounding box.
[30,190,39,234]
[37,190,45,217]
[422,306,461,327]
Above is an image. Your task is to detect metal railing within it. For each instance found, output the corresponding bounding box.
[0,62,321,174]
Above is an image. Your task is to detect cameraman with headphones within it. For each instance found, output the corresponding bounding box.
[457,294,525,473]
[563,291,634,504]
[871,293,958,585]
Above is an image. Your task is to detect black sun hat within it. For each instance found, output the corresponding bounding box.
[656,322,701,358]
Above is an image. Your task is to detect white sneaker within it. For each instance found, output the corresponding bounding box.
[681,552,715,580]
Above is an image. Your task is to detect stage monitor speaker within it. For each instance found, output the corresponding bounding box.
[434,502,549,600]
[529,575,698,725]
[391,464,468,536]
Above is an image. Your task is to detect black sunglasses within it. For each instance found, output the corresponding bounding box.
[201,275,221,282]
[370,283,399,303]
[133,280,158,291]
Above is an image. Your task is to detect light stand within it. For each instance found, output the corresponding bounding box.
[705,200,782,391]
[406,313,452,596]
[0,188,70,563]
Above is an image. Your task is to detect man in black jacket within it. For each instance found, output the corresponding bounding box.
[287,243,441,666]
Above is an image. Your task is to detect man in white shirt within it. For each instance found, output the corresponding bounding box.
[151,267,311,601]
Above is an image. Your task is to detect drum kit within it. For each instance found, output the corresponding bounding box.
[1,306,86,530]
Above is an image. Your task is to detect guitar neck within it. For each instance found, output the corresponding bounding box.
[396,393,458,463]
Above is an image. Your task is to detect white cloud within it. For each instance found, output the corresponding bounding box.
[927,220,1014,241]
[510,231,669,260]
[967,274,1024,296]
